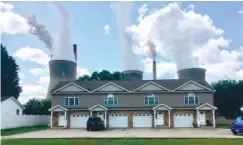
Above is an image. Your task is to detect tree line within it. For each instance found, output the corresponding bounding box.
[1,44,243,118]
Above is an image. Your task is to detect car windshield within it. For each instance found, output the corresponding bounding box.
[235,116,243,122]
[88,117,101,122]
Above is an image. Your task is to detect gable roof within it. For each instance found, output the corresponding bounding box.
[172,80,213,91]
[1,97,24,109]
[52,79,213,93]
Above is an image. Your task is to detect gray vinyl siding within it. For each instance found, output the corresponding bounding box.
[51,92,213,108]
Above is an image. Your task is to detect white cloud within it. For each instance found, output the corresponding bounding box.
[0,2,29,34]
[29,68,46,76]
[128,2,243,82]
[18,84,47,104]
[18,72,25,86]
[77,67,90,77]
[238,8,243,14]
[142,58,177,79]
[38,76,50,87]
[13,46,50,66]
[103,24,110,34]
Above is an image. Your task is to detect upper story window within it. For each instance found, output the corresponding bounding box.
[65,96,79,106]
[184,93,199,105]
[145,94,159,105]
[104,94,118,105]
[16,109,19,115]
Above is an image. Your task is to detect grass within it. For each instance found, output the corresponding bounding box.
[1,139,243,145]
[216,124,231,129]
[1,125,47,136]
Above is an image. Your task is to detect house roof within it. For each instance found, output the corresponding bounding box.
[52,79,213,93]
[1,97,24,109]
[1,96,12,101]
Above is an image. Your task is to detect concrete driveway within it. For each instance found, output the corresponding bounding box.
[2,128,243,139]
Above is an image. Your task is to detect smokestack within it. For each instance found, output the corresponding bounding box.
[153,61,156,80]
[73,44,77,61]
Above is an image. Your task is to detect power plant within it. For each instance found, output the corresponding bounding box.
[122,70,143,80]
[46,44,77,99]
[177,68,206,81]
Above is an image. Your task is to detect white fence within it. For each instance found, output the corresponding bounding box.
[1,115,50,130]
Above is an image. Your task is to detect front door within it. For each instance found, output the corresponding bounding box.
[97,112,106,127]
[58,112,65,127]
[199,111,206,125]
[156,112,164,126]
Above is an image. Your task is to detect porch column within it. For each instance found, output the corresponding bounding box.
[168,110,171,128]
[90,110,92,117]
[153,110,156,128]
[197,109,200,128]
[64,111,67,128]
[104,111,107,128]
[50,111,53,128]
[212,110,216,128]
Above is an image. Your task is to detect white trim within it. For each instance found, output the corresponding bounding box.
[49,105,68,111]
[132,81,171,92]
[152,104,172,110]
[65,96,79,106]
[2,97,24,109]
[172,80,212,91]
[88,104,108,111]
[168,110,171,127]
[196,103,218,110]
[144,94,159,105]
[52,82,91,93]
[91,82,131,92]
[213,110,216,128]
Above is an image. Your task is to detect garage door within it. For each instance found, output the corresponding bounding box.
[133,113,152,128]
[70,114,89,128]
[109,113,128,128]
[174,113,193,128]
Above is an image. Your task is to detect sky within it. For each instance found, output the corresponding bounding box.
[1,1,243,103]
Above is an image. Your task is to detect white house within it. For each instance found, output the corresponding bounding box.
[1,96,24,117]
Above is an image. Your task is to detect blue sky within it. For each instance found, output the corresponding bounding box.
[1,1,243,103]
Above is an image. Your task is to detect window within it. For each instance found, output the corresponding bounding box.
[65,97,79,106]
[184,93,199,105]
[16,109,19,115]
[145,94,159,105]
[104,94,118,105]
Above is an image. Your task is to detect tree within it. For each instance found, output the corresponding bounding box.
[78,70,125,81]
[23,98,51,115]
[1,44,22,99]
[212,80,243,118]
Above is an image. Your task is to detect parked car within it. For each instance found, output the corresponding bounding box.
[86,117,105,131]
[231,116,243,135]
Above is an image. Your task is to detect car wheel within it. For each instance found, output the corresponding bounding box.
[87,128,89,131]
[233,132,238,135]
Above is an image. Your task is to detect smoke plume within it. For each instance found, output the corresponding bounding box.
[145,39,156,61]
[27,14,53,52]
[51,2,75,62]
[110,2,140,71]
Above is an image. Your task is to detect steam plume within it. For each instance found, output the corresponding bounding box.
[110,2,140,71]
[27,14,53,51]
[51,1,75,62]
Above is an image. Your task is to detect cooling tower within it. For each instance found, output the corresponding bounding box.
[177,68,206,81]
[122,70,143,80]
[46,44,77,99]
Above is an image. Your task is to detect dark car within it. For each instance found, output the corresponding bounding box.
[86,117,105,131]
[231,116,243,135]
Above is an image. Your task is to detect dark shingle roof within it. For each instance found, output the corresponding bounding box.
[52,79,213,93]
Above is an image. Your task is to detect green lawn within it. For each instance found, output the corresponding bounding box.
[1,125,47,136]
[1,139,243,145]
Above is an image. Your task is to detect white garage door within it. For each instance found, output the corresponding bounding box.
[174,113,193,128]
[133,113,152,128]
[109,113,128,128]
[70,114,89,128]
